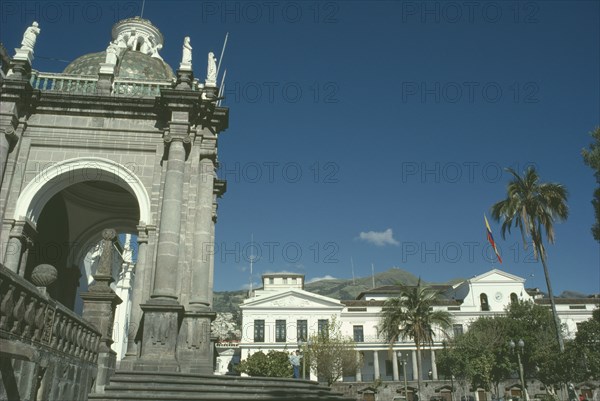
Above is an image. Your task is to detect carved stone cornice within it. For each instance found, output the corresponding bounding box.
[136,225,149,244]
[1,125,18,145]
[213,179,227,198]
[8,219,37,245]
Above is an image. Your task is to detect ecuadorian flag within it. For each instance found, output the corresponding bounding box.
[484,214,503,264]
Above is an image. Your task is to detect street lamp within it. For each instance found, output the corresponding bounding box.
[509,339,529,401]
[398,352,409,401]
[299,339,312,380]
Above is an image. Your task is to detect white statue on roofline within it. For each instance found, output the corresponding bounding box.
[21,21,40,51]
[206,52,217,86]
[180,36,192,70]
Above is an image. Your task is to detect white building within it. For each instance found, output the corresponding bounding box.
[240,269,599,387]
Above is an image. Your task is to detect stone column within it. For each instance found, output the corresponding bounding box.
[120,226,149,369]
[412,350,418,380]
[431,349,438,380]
[392,351,399,381]
[151,134,187,301]
[81,229,122,393]
[177,146,217,374]
[135,82,195,372]
[136,132,188,371]
[3,219,36,275]
[373,350,380,380]
[189,150,215,308]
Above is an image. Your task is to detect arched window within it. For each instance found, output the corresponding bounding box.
[480,293,490,311]
[510,293,519,304]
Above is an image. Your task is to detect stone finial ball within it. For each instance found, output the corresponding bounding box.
[31,264,58,287]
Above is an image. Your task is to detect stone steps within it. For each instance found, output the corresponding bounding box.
[88,371,355,401]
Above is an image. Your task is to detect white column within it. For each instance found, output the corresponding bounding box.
[356,351,362,382]
[431,349,438,380]
[412,350,418,380]
[392,351,399,381]
[373,350,380,380]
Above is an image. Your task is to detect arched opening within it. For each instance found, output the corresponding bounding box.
[480,293,490,311]
[24,180,139,310]
[510,293,519,304]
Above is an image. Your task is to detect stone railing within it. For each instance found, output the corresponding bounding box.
[0,264,101,362]
[113,77,173,97]
[28,71,206,98]
[30,70,98,94]
[0,263,102,401]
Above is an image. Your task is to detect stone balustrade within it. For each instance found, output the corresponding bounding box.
[0,263,102,401]
[113,77,173,97]
[30,70,98,94]
[0,264,101,361]
[28,70,181,97]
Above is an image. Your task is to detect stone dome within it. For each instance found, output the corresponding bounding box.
[62,17,174,81]
[63,49,174,80]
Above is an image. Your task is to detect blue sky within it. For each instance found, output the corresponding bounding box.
[2,1,598,295]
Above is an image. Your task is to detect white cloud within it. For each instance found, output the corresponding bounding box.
[307,275,337,284]
[358,228,399,247]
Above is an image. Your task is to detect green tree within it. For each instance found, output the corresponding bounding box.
[582,127,600,241]
[491,167,568,352]
[572,308,600,380]
[378,280,452,396]
[237,350,293,378]
[306,316,360,386]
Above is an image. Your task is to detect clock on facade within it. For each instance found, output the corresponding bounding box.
[495,292,503,301]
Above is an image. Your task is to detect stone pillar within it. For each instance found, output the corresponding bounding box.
[373,350,380,380]
[412,350,418,380]
[189,151,215,308]
[81,229,122,393]
[135,80,195,372]
[356,351,362,382]
[392,351,399,381]
[3,219,35,275]
[177,145,218,374]
[431,349,438,380]
[151,135,187,301]
[121,226,149,369]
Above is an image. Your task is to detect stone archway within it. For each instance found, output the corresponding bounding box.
[13,157,152,226]
[6,157,151,310]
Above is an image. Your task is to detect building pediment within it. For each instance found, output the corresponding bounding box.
[469,269,525,284]
[241,289,343,309]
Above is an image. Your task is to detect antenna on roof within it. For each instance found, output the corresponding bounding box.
[249,233,255,296]
[217,69,227,107]
[351,257,356,286]
[140,0,146,18]
[216,32,229,77]
[371,263,375,288]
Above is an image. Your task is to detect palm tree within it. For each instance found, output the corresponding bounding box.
[491,166,568,352]
[379,280,452,397]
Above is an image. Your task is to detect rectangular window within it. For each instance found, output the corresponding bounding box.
[268,278,274,284]
[275,320,286,342]
[283,277,288,284]
[297,320,308,342]
[318,319,329,338]
[353,325,364,342]
[254,320,265,342]
[453,324,463,337]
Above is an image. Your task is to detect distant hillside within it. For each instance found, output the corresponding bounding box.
[212,268,422,317]
[305,267,421,300]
